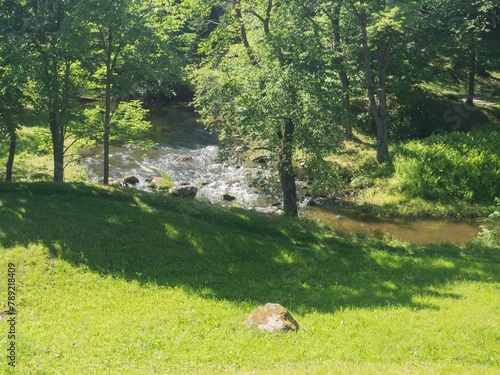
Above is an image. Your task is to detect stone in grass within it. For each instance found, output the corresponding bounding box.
[245,303,299,333]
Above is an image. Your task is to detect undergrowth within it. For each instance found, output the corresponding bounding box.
[392,124,500,203]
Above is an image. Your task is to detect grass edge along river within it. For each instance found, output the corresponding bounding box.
[0,183,499,374]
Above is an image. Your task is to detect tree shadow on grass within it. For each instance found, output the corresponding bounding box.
[1,182,499,314]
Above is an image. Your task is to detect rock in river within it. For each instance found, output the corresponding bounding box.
[168,185,198,199]
[222,194,236,202]
[123,175,140,185]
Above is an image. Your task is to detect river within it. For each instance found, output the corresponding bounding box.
[81,104,481,245]
[303,203,480,245]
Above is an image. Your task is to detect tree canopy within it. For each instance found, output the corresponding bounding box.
[0,0,499,215]
[192,0,347,215]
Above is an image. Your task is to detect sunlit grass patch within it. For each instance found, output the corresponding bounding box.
[0,126,88,183]
[0,183,499,373]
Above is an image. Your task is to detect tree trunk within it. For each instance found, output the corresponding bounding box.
[49,110,64,182]
[331,1,352,139]
[339,70,352,138]
[359,5,392,163]
[235,3,257,65]
[6,132,17,181]
[375,37,390,163]
[103,28,113,185]
[375,115,389,163]
[278,118,298,217]
[466,43,477,107]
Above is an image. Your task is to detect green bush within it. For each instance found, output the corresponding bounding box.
[479,198,500,246]
[393,124,500,202]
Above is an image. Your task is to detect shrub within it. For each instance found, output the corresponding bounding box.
[392,124,500,203]
[479,198,500,246]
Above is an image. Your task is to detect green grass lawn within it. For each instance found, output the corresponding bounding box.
[1,183,499,374]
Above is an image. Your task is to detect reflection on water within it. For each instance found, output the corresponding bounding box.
[148,104,216,147]
[304,204,481,245]
[82,104,483,244]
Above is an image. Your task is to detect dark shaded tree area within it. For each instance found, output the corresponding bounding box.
[417,0,500,105]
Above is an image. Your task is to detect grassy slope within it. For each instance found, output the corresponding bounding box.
[328,130,499,219]
[0,183,499,374]
[330,116,500,219]
[325,70,500,218]
[0,126,88,183]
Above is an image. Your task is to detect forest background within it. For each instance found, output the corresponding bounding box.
[1,0,499,218]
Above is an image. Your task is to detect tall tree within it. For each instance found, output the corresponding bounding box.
[0,4,26,181]
[347,0,406,163]
[79,0,182,184]
[0,66,25,181]
[319,1,358,139]
[1,0,87,181]
[192,0,344,216]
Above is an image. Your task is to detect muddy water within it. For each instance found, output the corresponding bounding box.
[304,203,481,245]
[82,104,483,244]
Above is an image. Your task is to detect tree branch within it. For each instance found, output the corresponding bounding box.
[246,0,273,34]
[235,2,258,65]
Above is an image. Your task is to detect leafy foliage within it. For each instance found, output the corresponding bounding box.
[83,100,152,146]
[417,0,500,87]
[479,198,500,246]
[190,0,351,215]
[393,125,500,202]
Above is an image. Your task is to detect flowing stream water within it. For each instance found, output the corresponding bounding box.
[82,104,280,211]
[82,104,482,245]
